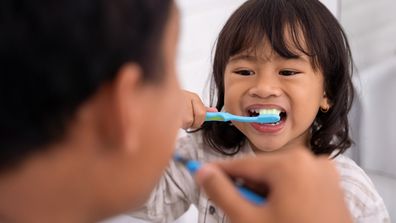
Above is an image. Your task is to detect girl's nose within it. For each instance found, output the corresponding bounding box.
[247,74,282,99]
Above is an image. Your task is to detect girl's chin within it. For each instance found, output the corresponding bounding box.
[253,147,281,154]
[248,141,283,153]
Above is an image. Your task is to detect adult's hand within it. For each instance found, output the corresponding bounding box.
[195,149,352,223]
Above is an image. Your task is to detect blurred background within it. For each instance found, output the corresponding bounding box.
[342,0,396,221]
[103,0,396,222]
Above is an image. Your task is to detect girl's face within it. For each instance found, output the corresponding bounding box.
[223,41,330,153]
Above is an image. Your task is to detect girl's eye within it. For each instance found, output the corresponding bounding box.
[234,69,255,76]
[279,70,301,76]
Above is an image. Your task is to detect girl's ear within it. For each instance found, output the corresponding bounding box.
[113,63,144,153]
[320,92,331,113]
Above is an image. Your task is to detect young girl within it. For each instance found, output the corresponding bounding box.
[131,0,390,222]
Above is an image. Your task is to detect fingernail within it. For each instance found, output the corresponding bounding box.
[207,107,218,112]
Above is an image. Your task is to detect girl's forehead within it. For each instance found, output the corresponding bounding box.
[230,26,310,58]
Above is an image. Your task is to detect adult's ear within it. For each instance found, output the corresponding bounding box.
[112,63,144,153]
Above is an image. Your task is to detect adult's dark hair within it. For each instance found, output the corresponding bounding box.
[201,0,354,156]
[0,0,172,170]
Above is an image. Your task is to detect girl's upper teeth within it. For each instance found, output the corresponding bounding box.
[251,108,281,115]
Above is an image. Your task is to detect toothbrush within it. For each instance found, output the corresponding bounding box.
[205,110,280,124]
[174,154,266,205]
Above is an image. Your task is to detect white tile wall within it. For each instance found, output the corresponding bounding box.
[340,0,396,70]
[341,0,396,220]
[176,0,246,102]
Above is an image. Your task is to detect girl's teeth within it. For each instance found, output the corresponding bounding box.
[256,109,281,115]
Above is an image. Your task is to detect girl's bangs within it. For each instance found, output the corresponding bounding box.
[227,2,318,68]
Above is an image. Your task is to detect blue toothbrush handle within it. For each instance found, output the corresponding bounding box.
[184,160,266,205]
[205,112,229,121]
[230,114,280,123]
[186,160,202,174]
[237,186,266,205]
[205,112,279,124]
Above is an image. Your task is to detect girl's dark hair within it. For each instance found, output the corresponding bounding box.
[0,0,172,170]
[201,0,354,156]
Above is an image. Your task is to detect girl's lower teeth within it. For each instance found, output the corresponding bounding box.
[257,121,281,125]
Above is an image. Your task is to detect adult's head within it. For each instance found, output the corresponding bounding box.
[0,0,181,221]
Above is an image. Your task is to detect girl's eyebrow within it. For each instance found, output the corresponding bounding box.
[229,54,258,63]
[285,56,310,63]
[273,53,310,64]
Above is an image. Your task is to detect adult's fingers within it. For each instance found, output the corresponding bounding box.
[195,164,265,222]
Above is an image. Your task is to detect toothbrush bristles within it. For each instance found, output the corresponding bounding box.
[259,109,281,116]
